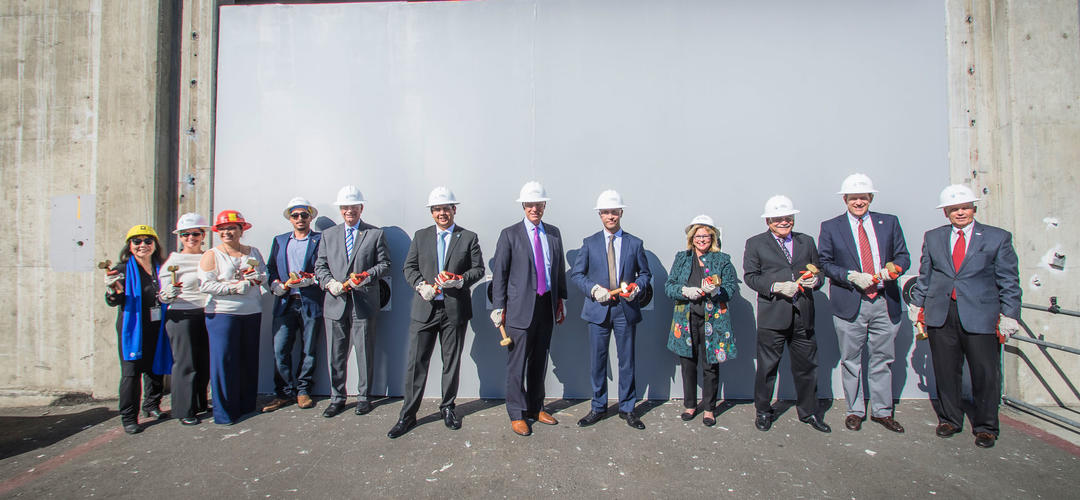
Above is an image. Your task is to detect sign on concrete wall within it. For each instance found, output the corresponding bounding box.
[215,0,948,401]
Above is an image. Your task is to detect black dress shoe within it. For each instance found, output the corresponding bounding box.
[387,416,416,439]
[442,407,462,430]
[322,402,346,418]
[801,415,832,433]
[755,413,773,431]
[680,409,698,421]
[578,410,605,427]
[702,414,716,427]
[620,412,646,430]
[142,408,169,420]
[123,423,142,434]
[354,401,373,415]
[936,422,961,438]
[974,432,996,448]
[179,417,199,426]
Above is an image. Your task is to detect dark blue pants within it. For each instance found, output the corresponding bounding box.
[206,313,261,424]
[505,293,553,420]
[271,297,321,398]
[587,306,637,413]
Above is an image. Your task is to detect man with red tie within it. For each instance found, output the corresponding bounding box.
[909,184,1021,448]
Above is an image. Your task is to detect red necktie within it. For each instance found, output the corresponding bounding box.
[857,217,877,299]
[951,229,966,300]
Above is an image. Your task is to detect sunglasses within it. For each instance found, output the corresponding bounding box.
[217,225,240,232]
[130,237,155,246]
[290,212,311,220]
[179,231,204,238]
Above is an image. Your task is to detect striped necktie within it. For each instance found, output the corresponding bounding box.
[345,226,355,261]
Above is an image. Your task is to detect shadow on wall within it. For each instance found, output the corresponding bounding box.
[370,225,412,397]
[632,251,678,401]
[469,270,506,399]
[717,293,757,400]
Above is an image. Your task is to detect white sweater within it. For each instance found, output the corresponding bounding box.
[199,246,267,315]
[157,252,208,310]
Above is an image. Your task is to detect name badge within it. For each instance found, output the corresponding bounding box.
[150,306,162,322]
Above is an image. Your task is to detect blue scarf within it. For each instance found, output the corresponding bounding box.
[120,258,173,374]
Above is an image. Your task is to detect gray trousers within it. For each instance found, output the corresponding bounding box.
[399,302,466,420]
[327,301,377,403]
[833,297,899,418]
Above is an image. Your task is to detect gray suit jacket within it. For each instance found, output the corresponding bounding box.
[314,220,391,321]
[910,221,1021,334]
[491,220,568,330]
[403,224,485,325]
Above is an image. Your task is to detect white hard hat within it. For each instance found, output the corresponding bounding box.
[282,197,318,220]
[936,184,980,208]
[426,186,460,207]
[685,214,719,234]
[515,181,551,203]
[173,213,210,234]
[593,190,627,210]
[837,173,878,195]
[334,185,366,206]
[761,195,800,218]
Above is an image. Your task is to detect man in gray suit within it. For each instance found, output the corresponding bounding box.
[314,185,391,418]
[909,184,1021,448]
[387,187,485,439]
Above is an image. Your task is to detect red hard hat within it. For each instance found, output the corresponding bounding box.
[212,209,252,232]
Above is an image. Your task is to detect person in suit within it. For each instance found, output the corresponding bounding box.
[818,174,910,433]
[387,187,485,439]
[490,181,568,437]
[909,184,1021,448]
[743,195,830,433]
[314,185,391,418]
[262,198,324,413]
[569,190,652,430]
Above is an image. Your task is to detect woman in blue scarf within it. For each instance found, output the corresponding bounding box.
[104,224,173,434]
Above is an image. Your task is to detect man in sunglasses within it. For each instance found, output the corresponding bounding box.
[263,198,324,413]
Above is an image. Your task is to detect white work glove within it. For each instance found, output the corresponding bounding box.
[490,308,504,327]
[681,286,704,300]
[271,280,288,297]
[877,267,899,281]
[771,281,799,298]
[591,284,612,303]
[624,284,640,301]
[798,274,820,289]
[245,270,268,285]
[326,279,345,297]
[439,277,464,289]
[294,275,316,288]
[999,315,1021,336]
[416,282,438,301]
[907,303,920,323]
[701,280,718,296]
[104,272,125,288]
[157,284,182,303]
[230,280,251,295]
[847,271,876,290]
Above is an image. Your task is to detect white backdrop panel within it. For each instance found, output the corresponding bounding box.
[215,0,948,402]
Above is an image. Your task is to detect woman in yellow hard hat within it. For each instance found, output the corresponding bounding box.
[103,224,173,434]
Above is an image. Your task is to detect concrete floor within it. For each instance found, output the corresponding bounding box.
[0,397,1077,499]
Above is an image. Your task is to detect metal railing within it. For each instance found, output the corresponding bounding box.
[1002,296,1080,430]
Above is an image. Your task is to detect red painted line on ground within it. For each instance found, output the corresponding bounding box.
[1001,413,1080,457]
[0,427,122,496]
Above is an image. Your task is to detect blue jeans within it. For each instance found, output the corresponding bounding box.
[271,298,322,398]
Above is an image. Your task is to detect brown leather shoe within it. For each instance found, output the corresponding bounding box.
[511,419,531,436]
[871,416,905,433]
[296,394,314,409]
[974,432,996,448]
[535,411,558,425]
[936,422,961,438]
[845,414,863,431]
[261,397,293,413]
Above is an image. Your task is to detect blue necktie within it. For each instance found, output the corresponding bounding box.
[437,230,448,273]
[345,227,355,261]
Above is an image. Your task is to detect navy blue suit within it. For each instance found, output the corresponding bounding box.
[819,211,910,323]
[266,231,324,398]
[569,230,651,413]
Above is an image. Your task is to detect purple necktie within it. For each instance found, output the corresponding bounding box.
[533,225,548,295]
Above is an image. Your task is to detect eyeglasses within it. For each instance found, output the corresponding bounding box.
[130,237,154,246]
[290,212,311,220]
[693,235,713,240]
[179,231,203,238]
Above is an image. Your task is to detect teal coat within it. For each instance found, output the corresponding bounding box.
[664,250,739,364]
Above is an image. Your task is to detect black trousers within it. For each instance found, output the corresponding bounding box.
[166,308,210,419]
[680,312,719,411]
[118,321,164,425]
[505,293,554,420]
[400,302,466,419]
[928,299,1001,436]
[755,321,819,420]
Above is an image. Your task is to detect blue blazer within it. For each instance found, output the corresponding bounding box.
[910,221,1021,334]
[569,230,651,325]
[267,231,324,319]
[491,220,568,330]
[818,211,910,323]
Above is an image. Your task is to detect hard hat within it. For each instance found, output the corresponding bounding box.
[334,185,366,206]
[593,190,627,210]
[173,213,210,234]
[426,186,460,207]
[761,195,800,218]
[936,184,980,208]
[837,173,878,195]
[515,181,551,203]
[282,197,318,220]
[212,210,252,232]
[126,224,159,241]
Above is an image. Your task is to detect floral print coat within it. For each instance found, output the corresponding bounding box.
[664,250,739,364]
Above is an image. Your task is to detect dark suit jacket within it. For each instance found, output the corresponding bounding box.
[569,230,651,325]
[910,221,1021,334]
[743,230,823,331]
[491,220,568,330]
[314,220,391,321]
[818,211,910,322]
[267,231,324,319]
[402,224,485,325]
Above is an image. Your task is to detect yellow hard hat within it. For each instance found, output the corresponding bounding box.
[125,224,159,241]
